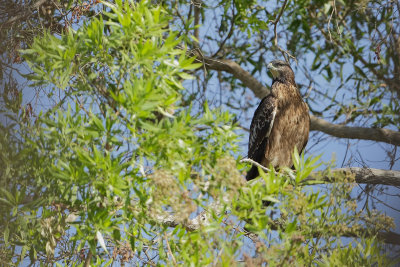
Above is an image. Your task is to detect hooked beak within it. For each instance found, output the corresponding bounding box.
[267,62,274,70]
[267,62,279,78]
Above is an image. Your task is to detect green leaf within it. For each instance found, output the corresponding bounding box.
[4,226,9,245]
[262,196,280,203]
[285,219,297,234]
[177,72,195,80]
[96,231,109,254]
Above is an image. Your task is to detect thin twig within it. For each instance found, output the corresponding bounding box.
[164,232,177,266]
[272,0,296,62]
[143,246,156,266]
[84,250,92,267]
[327,0,335,42]
[240,158,296,181]
[240,158,270,173]
[212,0,236,58]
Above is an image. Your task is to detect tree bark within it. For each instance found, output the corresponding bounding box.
[307,167,400,187]
[267,219,400,246]
[310,116,400,146]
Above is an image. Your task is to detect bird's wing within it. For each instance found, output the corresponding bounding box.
[298,102,310,154]
[248,94,277,160]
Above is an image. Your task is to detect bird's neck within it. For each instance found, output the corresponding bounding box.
[271,81,301,105]
[272,76,295,85]
[272,80,298,94]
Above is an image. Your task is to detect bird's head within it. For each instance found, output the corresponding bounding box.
[267,60,295,83]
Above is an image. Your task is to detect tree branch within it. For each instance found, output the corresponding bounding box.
[307,167,400,187]
[194,54,400,146]
[272,0,295,61]
[310,116,400,146]
[212,3,236,58]
[267,219,400,246]
[197,56,270,98]
[164,232,177,265]
[193,0,201,46]
[84,249,92,267]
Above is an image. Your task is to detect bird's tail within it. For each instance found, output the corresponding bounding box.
[246,165,259,181]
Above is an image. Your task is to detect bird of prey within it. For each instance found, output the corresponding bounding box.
[246,60,310,181]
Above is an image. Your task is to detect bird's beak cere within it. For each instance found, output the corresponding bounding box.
[268,62,279,78]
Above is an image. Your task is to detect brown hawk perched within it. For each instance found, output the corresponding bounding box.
[246,60,310,181]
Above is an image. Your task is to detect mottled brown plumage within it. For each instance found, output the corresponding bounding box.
[246,60,310,181]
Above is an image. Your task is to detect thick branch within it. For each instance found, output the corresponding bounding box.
[307,167,400,187]
[376,231,400,246]
[241,155,400,186]
[200,56,270,98]
[197,55,400,146]
[268,219,400,246]
[193,0,201,46]
[310,116,400,146]
[240,161,400,187]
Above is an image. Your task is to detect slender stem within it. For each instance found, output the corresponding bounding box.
[164,232,177,266]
